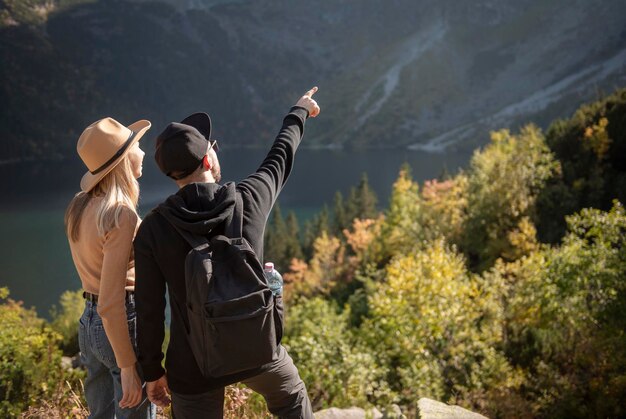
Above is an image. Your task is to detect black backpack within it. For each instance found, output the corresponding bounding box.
[157,192,283,377]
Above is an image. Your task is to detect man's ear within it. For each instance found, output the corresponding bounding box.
[202,155,212,170]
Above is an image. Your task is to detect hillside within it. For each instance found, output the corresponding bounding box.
[1,0,625,160]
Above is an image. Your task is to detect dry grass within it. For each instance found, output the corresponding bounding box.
[21,380,87,419]
[20,382,270,418]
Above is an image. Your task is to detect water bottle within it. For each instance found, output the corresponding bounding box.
[264,262,283,296]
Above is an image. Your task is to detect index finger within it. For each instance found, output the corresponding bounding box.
[304,86,318,98]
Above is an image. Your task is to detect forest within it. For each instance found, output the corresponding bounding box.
[1,88,625,418]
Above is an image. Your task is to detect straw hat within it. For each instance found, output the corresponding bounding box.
[77,117,151,192]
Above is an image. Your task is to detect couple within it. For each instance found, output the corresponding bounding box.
[65,87,321,418]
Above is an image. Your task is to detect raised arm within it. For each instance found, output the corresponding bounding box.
[237,87,321,214]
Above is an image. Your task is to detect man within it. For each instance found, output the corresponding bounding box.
[134,87,320,418]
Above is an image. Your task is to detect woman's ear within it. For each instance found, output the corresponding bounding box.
[202,155,212,170]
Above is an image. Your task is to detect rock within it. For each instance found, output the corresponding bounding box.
[314,407,383,419]
[370,408,383,418]
[314,399,486,419]
[417,398,488,419]
[61,354,83,370]
[61,356,73,370]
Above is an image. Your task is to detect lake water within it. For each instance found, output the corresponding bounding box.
[0,148,469,317]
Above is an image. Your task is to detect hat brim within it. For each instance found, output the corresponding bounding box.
[180,112,211,141]
[80,119,151,192]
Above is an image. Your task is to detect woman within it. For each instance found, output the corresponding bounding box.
[65,117,155,418]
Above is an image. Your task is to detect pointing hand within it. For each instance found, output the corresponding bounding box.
[295,86,321,118]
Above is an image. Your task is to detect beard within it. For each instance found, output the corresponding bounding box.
[211,164,221,183]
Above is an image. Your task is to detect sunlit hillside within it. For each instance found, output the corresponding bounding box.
[1,0,625,160]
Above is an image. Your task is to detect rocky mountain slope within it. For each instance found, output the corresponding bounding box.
[1,0,625,160]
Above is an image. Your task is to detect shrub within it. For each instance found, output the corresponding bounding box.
[283,297,392,410]
[488,201,626,418]
[359,241,522,415]
[49,289,84,356]
[0,288,83,417]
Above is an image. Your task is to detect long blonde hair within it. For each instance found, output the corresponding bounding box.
[65,156,139,242]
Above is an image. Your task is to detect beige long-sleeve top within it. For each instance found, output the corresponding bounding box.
[68,198,140,368]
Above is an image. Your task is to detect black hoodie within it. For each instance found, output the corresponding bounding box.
[134,107,308,394]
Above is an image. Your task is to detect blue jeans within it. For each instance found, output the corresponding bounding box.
[78,299,155,419]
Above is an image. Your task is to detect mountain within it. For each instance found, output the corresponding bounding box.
[1,0,625,160]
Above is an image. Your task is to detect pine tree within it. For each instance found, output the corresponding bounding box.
[303,205,330,258]
[285,211,304,263]
[346,173,378,222]
[332,191,348,235]
[264,203,289,270]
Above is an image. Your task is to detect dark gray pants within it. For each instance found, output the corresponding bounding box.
[171,345,313,419]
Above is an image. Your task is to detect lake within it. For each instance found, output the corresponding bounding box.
[0,148,470,317]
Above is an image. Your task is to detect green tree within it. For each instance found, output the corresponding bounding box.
[420,173,469,246]
[374,165,469,265]
[285,211,303,263]
[329,174,379,239]
[537,88,626,242]
[376,166,422,261]
[285,232,346,301]
[463,125,559,271]
[302,205,330,258]
[485,201,626,418]
[359,241,522,415]
[264,203,289,270]
[346,173,378,222]
[332,191,348,235]
[264,204,305,271]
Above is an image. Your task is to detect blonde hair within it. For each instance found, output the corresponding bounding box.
[65,156,139,242]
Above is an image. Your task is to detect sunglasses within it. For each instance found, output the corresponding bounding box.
[206,139,219,154]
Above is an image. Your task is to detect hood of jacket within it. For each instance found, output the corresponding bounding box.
[156,181,236,236]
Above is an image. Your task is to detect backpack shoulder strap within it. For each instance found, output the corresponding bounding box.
[225,191,244,239]
[155,207,210,251]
